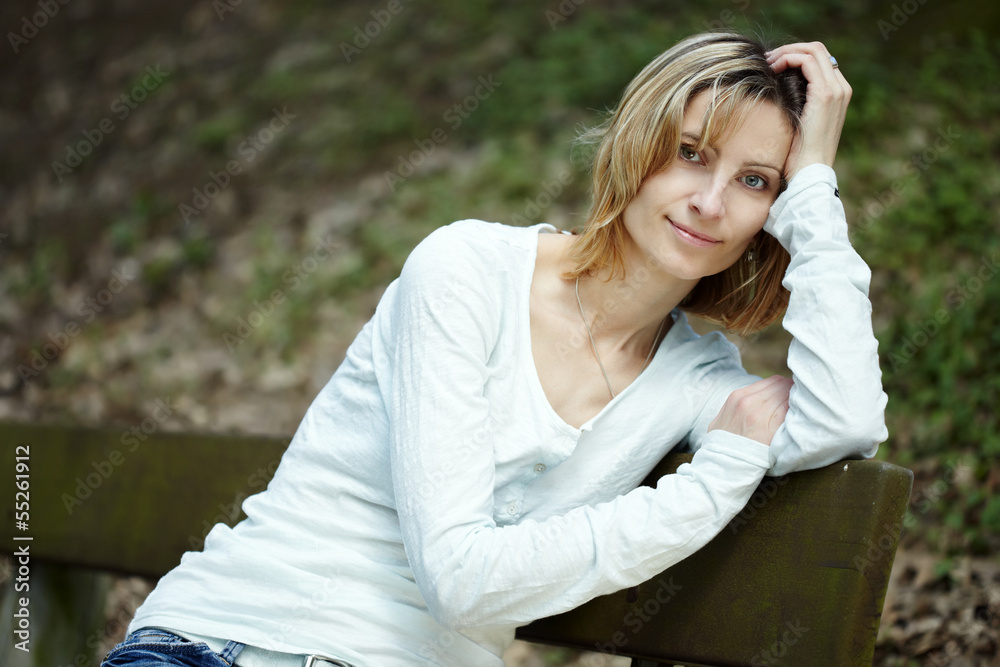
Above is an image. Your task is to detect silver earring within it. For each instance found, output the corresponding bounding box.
[746,246,756,263]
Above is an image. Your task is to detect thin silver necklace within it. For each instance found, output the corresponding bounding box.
[575,276,667,398]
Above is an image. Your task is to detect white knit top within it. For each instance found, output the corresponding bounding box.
[130,164,888,666]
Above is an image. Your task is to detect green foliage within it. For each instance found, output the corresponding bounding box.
[8,0,994,561]
[193,111,252,153]
[181,233,214,269]
[10,239,68,313]
[834,30,1000,555]
[285,3,1000,557]
[982,496,1000,535]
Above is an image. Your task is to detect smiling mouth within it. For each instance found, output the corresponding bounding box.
[669,219,721,247]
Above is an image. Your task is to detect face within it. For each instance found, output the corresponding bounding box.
[621,89,794,283]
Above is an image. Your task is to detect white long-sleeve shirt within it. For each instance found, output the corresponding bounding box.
[130,164,887,666]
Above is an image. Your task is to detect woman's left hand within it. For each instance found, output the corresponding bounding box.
[766,41,852,181]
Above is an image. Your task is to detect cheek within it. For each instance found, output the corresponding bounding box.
[733,201,771,242]
[718,212,769,269]
[721,241,752,268]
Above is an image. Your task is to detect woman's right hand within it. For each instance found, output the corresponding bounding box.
[708,375,793,446]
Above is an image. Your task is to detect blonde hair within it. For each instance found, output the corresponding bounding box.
[566,32,807,336]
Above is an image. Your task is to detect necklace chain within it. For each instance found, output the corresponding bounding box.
[575,276,667,399]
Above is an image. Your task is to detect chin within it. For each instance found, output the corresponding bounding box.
[653,248,730,283]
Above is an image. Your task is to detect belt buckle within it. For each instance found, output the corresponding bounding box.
[303,656,352,667]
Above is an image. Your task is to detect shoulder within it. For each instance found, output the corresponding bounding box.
[658,312,751,393]
[392,220,553,313]
[668,313,744,368]
[414,219,552,254]
[402,220,545,274]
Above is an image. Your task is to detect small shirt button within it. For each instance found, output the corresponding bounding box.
[534,463,547,474]
[506,501,520,515]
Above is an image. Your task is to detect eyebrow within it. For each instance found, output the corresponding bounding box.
[681,132,783,176]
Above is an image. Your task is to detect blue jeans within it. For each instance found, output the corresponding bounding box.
[102,628,245,667]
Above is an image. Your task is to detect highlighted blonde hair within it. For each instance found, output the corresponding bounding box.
[567,32,807,336]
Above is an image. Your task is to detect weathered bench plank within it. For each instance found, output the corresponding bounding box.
[519,454,912,665]
[0,421,911,666]
[0,421,288,577]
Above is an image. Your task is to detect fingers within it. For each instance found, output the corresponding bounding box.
[764,41,852,179]
[766,41,841,78]
[707,375,794,446]
[732,375,787,405]
[758,375,792,406]
[766,42,852,103]
[742,375,792,422]
[757,375,792,434]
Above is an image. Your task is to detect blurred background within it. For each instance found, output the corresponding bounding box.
[0,0,998,665]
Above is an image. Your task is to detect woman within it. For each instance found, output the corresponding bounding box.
[104,32,887,667]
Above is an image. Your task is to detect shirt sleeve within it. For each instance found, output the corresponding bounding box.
[375,222,772,631]
[686,164,889,477]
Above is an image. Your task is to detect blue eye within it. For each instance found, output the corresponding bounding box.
[741,174,767,190]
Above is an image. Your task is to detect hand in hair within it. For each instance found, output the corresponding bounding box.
[765,41,852,181]
[708,375,793,446]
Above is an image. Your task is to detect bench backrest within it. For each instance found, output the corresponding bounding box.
[0,421,912,666]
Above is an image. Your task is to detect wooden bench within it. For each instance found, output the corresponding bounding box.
[0,421,912,666]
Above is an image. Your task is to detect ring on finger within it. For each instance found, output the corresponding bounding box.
[829,55,839,69]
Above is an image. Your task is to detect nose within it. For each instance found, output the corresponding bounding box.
[689,172,726,220]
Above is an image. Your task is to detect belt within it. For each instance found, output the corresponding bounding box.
[157,628,356,667]
[232,643,357,667]
[303,656,354,667]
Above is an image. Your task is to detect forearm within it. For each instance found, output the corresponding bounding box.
[401,431,769,629]
[765,164,888,476]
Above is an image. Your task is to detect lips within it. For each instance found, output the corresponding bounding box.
[669,219,721,247]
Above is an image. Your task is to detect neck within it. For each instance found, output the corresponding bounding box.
[576,247,696,353]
